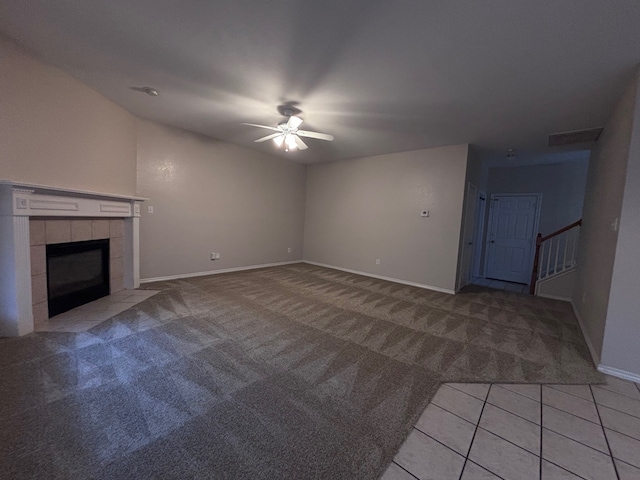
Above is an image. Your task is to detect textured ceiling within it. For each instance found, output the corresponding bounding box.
[1,0,639,163]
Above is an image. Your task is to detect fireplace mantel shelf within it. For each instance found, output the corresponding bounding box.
[0,180,148,202]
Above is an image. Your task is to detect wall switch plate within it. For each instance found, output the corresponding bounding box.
[375,259,381,265]
[210,253,216,260]
[148,206,154,214]
[215,253,220,259]
[420,210,429,217]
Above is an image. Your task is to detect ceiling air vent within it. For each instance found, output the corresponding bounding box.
[548,127,603,147]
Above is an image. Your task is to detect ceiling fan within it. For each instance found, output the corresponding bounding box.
[243,107,334,152]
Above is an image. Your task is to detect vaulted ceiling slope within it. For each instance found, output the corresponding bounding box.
[1,1,639,163]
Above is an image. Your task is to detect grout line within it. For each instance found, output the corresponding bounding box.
[430,403,482,428]
[457,384,491,480]
[590,400,640,421]
[445,383,490,402]
[545,383,595,402]
[590,385,621,480]
[539,384,543,479]
[413,427,467,459]
[484,400,541,426]
[429,403,476,426]
[475,426,540,457]
[602,425,640,444]
[392,461,420,479]
[541,403,602,427]
[543,459,591,480]
[493,383,541,403]
[542,426,613,457]
[593,384,640,402]
[465,459,507,480]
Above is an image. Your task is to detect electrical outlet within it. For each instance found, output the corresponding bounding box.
[148,206,154,214]
[375,259,381,265]
[215,253,220,259]
[287,247,292,253]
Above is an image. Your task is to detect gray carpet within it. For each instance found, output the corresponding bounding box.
[0,263,602,479]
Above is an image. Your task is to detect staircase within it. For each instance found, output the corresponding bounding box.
[529,219,582,296]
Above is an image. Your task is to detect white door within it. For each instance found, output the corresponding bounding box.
[458,183,478,290]
[486,194,539,284]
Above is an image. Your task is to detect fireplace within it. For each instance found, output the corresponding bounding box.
[46,239,110,317]
[0,180,145,337]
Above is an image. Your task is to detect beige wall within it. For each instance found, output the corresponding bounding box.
[136,119,307,280]
[600,71,640,377]
[0,37,137,195]
[572,75,637,361]
[303,145,469,292]
[487,161,588,237]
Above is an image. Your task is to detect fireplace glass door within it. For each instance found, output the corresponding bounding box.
[46,239,110,317]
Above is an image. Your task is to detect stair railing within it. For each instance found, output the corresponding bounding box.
[529,219,582,295]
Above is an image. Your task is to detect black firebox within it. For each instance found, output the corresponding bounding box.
[46,239,110,317]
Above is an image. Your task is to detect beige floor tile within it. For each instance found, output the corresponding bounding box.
[542,405,608,453]
[542,428,617,480]
[487,385,540,424]
[468,428,539,480]
[479,403,540,455]
[380,462,416,480]
[460,461,501,479]
[431,384,484,424]
[542,386,600,423]
[394,429,464,480]
[615,459,640,480]
[592,387,640,418]
[495,383,541,402]
[415,403,475,455]
[541,460,583,479]
[546,384,593,401]
[605,428,640,468]
[599,405,640,441]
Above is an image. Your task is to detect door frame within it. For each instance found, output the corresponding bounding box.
[484,193,542,284]
[457,182,478,291]
[473,191,486,278]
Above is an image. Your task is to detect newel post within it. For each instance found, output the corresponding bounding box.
[529,233,543,295]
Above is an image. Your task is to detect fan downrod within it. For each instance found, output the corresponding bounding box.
[277,104,302,117]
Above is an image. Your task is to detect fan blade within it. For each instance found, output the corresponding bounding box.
[287,115,304,129]
[296,130,334,141]
[242,123,282,132]
[254,133,283,143]
[294,135,308,150]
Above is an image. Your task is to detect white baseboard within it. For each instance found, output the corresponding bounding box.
[570,300,601,367]
[537,293,571,302]
[302,261,455,295]
[598,365,640,384]
[140,260,303,283]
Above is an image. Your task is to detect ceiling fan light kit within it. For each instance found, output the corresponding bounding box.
[243,107,334,153]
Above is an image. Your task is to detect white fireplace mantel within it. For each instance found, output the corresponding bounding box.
[0,180,147,336]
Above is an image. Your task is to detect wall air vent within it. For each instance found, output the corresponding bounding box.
[548,127,603,147]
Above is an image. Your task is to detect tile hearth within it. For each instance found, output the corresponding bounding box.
[34,289,160,333]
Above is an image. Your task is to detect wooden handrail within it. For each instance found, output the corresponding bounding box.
[540,219,582,243]
[529,219,582,295]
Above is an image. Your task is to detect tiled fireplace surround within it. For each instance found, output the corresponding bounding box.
[29,218,126,324]
[0,181,145,336]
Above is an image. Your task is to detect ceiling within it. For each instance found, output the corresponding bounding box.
[1,1,640,164]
